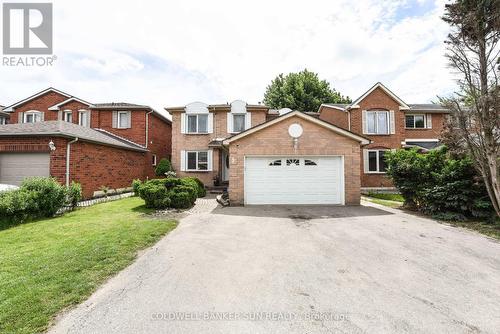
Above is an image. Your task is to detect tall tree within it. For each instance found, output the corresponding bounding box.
[441,0,500,217]
[263,69,351,112]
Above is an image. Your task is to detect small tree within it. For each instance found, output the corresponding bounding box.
[155,158,172,177]
[441,0,500,217]
[263,69,351,112]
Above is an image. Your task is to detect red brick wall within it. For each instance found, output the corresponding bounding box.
[403,113,446,139]
[57,100,92,125]
[144,113,172,179]
[92,109,147,146]
[9,91,68,123]
[0,136,146,199]
[319,107,349,129]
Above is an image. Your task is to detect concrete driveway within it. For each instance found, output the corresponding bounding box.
[49,199,500,334]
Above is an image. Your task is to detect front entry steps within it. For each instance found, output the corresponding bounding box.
[206,184,228,194]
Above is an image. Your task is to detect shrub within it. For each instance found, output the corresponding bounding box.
[182,177,206,198]
[385,147,494,219]
[67,182,82,207]
[164,178,182,189]
[132,179,142,195]
[155,158,172,177]
[169,191,193,209]
[0,189,38,225]
[20,177,67,217]
[137,181,170,209]
[172,185,197,203]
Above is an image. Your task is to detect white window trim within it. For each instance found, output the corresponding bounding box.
[365,110,390,135]
[0,117,6,125]
[231,113,247,133]
[152,154,157,166]
[366,149,387,174]
[405,114,426,129]
[185,150,210,171]
[24,111,42,123]
[186,114,209,134]
[117,111,130,129]
[63,110,72,123]
[78,110,89,127]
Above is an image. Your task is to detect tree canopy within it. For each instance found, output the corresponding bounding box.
[263,69,351,112]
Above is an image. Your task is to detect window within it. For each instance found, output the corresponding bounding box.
[269,159,282,166]
[187,151,208,171]
[24,111,42,123]
[367,150,387,173]
[152,154,157,166]
[118,111,130,129]
[0,117,6,125]
[304,159,317,166]
[366,111,389,134]
[79,111,89,127]
[63,111,72,123]
[233,114,246,133]
[187,114,208,133]
[405,114,425,128]
[286,158,300,166]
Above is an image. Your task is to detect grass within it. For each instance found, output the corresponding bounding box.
[0,197,177,334]
[363,192,404,208]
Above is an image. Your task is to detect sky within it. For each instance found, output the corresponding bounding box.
[0,0,457,118]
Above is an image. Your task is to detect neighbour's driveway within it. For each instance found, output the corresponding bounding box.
[49,199,500,334]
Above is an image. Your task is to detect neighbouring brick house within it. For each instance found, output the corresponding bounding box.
[318,82,449,191]
[0,88,171,198]
[166,101,370,205]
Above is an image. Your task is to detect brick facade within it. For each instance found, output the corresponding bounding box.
[228,115,362,205]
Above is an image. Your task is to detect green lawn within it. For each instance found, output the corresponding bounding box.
[0,197,177,334]
[363,193,404,208]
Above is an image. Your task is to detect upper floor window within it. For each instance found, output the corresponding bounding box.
[63,110,72,123]
[228,100,251,133]
[366,110,389,134]
[78,110,90,127]
[366,150,387,173]
[405,114,425,128]
[117,111,130,129]
[187,114,208,133]
[0,117,6,125]
[233,114,246,133]
[24,111,42,123]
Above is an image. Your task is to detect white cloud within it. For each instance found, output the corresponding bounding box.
[0,0,456,115]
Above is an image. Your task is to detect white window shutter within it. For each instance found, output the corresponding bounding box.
[40,112,45,122]
[245,112,251,130]
[87,111,91,127]
[112,111,118,128]
[180,150,186,171]
[389,110,395,134]
[180,113,186,134]
[57,110,63,121]
[18,112,24,123]
[426,114,432,128]
[227,113,233,133]
[363,149,369,173]
[362,110,367,134]
[207,113,214,133]
[127,111,132,128]
[207,150,213,171]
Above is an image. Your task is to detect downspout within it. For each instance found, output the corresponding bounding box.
[145,110,153,148]
[66,138,78,187]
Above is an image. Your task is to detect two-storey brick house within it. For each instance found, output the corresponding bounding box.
[0,88,171,198]
[318,82,449,191]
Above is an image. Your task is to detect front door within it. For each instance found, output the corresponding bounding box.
[222,150,230,182]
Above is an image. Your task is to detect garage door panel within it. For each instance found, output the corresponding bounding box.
[0,153,50,186]
[244,156,343,205]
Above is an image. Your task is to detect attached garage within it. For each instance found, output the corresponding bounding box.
[244,156,344,205]
[0,153,50,186]
[224,111,371,206]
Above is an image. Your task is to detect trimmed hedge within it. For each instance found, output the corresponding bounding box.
[0,177,83,227]
[136,177,206,209]
[155,158,172,176]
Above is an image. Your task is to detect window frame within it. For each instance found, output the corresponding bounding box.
[232,114,247,133]
[366,110,389,135]
[0,117,6,125]
[63,110,72,123]
[405,114,426,129]
[117,111,130,129]
[78,110,89,127]
[186,150,209,171]
[151,154,157,166]
[366,149,388,174]
[186,114,209,134]
[24,111,42,123]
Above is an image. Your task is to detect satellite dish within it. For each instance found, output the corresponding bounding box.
[288,123,303,138]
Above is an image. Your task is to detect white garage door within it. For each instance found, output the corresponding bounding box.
[244,156,344,205]
[0,153,50,186]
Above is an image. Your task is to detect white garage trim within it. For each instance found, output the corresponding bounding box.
[244,155,345,205]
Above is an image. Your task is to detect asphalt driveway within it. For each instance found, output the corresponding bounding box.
[49,199,500,334]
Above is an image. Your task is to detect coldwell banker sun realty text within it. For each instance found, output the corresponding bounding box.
[2,2,56,66]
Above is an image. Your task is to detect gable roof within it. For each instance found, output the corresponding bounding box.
[0,121,147,151]
[350,82,410,110]
[47,97,93,111]
[223,110,371,145]
[3,87,74,112]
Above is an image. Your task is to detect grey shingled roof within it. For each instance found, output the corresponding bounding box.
[0,121,147,151]
[91,102,151,109]
[322,103,350,109]
[408,104,449,112]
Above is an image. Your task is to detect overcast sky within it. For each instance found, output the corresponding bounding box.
[0,0,457,117]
